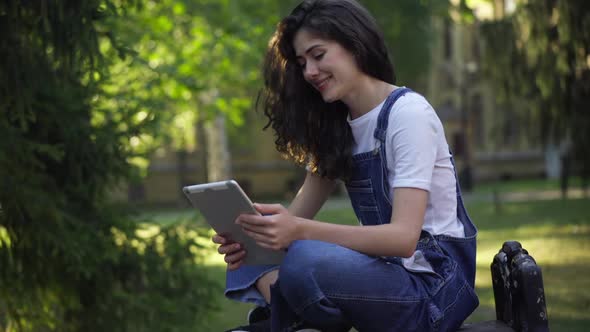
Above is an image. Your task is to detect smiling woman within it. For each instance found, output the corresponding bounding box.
[293,30,364,105]
[212,1,479,331]
[260,0,395,180]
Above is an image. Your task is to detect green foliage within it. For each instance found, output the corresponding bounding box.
[480,0,590,176]
[113,0,451,156]
[362,0,450,88]
[99,0,452,161]
[101,0,283,157]
[0,1,218,331]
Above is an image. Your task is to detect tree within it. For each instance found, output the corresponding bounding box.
[0,1,217,330]
[480,0,590,193]
[363,0,450,89]
[101,0,284,197]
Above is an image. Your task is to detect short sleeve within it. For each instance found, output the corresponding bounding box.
[388,99,441,191]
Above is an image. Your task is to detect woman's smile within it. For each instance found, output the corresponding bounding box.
[313,76,332,92]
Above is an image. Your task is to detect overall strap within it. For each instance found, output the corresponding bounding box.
[373,87,412,142]
[449,153,463,198]
[448,152,478,237]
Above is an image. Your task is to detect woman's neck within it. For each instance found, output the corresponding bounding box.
[343,78,396,120]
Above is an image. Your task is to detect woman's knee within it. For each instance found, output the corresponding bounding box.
[279,240,344,291]
[281,240,337,272]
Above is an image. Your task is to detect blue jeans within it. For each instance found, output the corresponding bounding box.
[266,237,477,332]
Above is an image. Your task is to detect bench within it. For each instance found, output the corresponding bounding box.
[459,241,549,332]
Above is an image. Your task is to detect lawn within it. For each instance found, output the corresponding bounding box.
[137,182,590,331]
[465,176,586,195]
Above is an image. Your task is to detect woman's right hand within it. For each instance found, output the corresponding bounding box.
[212,234,246,270]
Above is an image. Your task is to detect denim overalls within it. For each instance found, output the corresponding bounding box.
[227,88,479,332]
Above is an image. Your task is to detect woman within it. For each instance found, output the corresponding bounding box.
[214,1,479,331]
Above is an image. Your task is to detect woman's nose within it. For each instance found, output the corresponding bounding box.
[304,62,319,79]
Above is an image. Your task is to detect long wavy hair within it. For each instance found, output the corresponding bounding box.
[259,0,396,180]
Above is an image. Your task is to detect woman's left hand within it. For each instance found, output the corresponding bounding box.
[236,203,303,251]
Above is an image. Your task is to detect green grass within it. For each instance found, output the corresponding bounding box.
[465,198,590,331]
[137,184,590,331]
[472,176,585,195]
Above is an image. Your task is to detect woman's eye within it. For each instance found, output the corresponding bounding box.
[314,53,324,60]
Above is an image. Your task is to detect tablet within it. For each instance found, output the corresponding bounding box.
[183,180,284,266]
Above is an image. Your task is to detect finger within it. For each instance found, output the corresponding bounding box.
[228,260,243,270]
[253,203,287,215]
[237,214,271,227]
[212,234,225,244]
[225,249,246,264]
[240,223,272,236]
[255,240,284,251]
[218,243,242,255]
[255,241,275,250]
[213,234,233,245]
[242,228,274,246]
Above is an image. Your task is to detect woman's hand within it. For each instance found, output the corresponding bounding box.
[212,234,246,270]
[237,203,304,251]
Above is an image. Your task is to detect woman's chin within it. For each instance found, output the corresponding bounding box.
[321,93,338,103]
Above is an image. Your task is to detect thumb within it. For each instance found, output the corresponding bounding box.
[253,203,287,215]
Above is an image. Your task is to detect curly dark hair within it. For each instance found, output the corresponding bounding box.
[259,0,396,180]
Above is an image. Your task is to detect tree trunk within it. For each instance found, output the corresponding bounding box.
[176,149,188,206]
[560,152,570,200]
[204,114,232,182]
[493,0,506,19]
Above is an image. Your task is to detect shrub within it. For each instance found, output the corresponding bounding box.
[0,1,218,330]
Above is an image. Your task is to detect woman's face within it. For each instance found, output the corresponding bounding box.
[293,29,362,103]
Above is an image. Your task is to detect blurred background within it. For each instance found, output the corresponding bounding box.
[1,0,589,331]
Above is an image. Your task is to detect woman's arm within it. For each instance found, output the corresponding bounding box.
[288,171,338,219]
[238,186,427,258]
[297,187,426,257]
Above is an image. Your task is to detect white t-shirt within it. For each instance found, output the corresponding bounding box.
[347,90,465,272]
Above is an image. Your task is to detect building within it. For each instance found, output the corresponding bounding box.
[426,0,545,188]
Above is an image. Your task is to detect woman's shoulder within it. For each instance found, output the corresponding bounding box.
[395,90,432,110]
[390,91,439,122]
